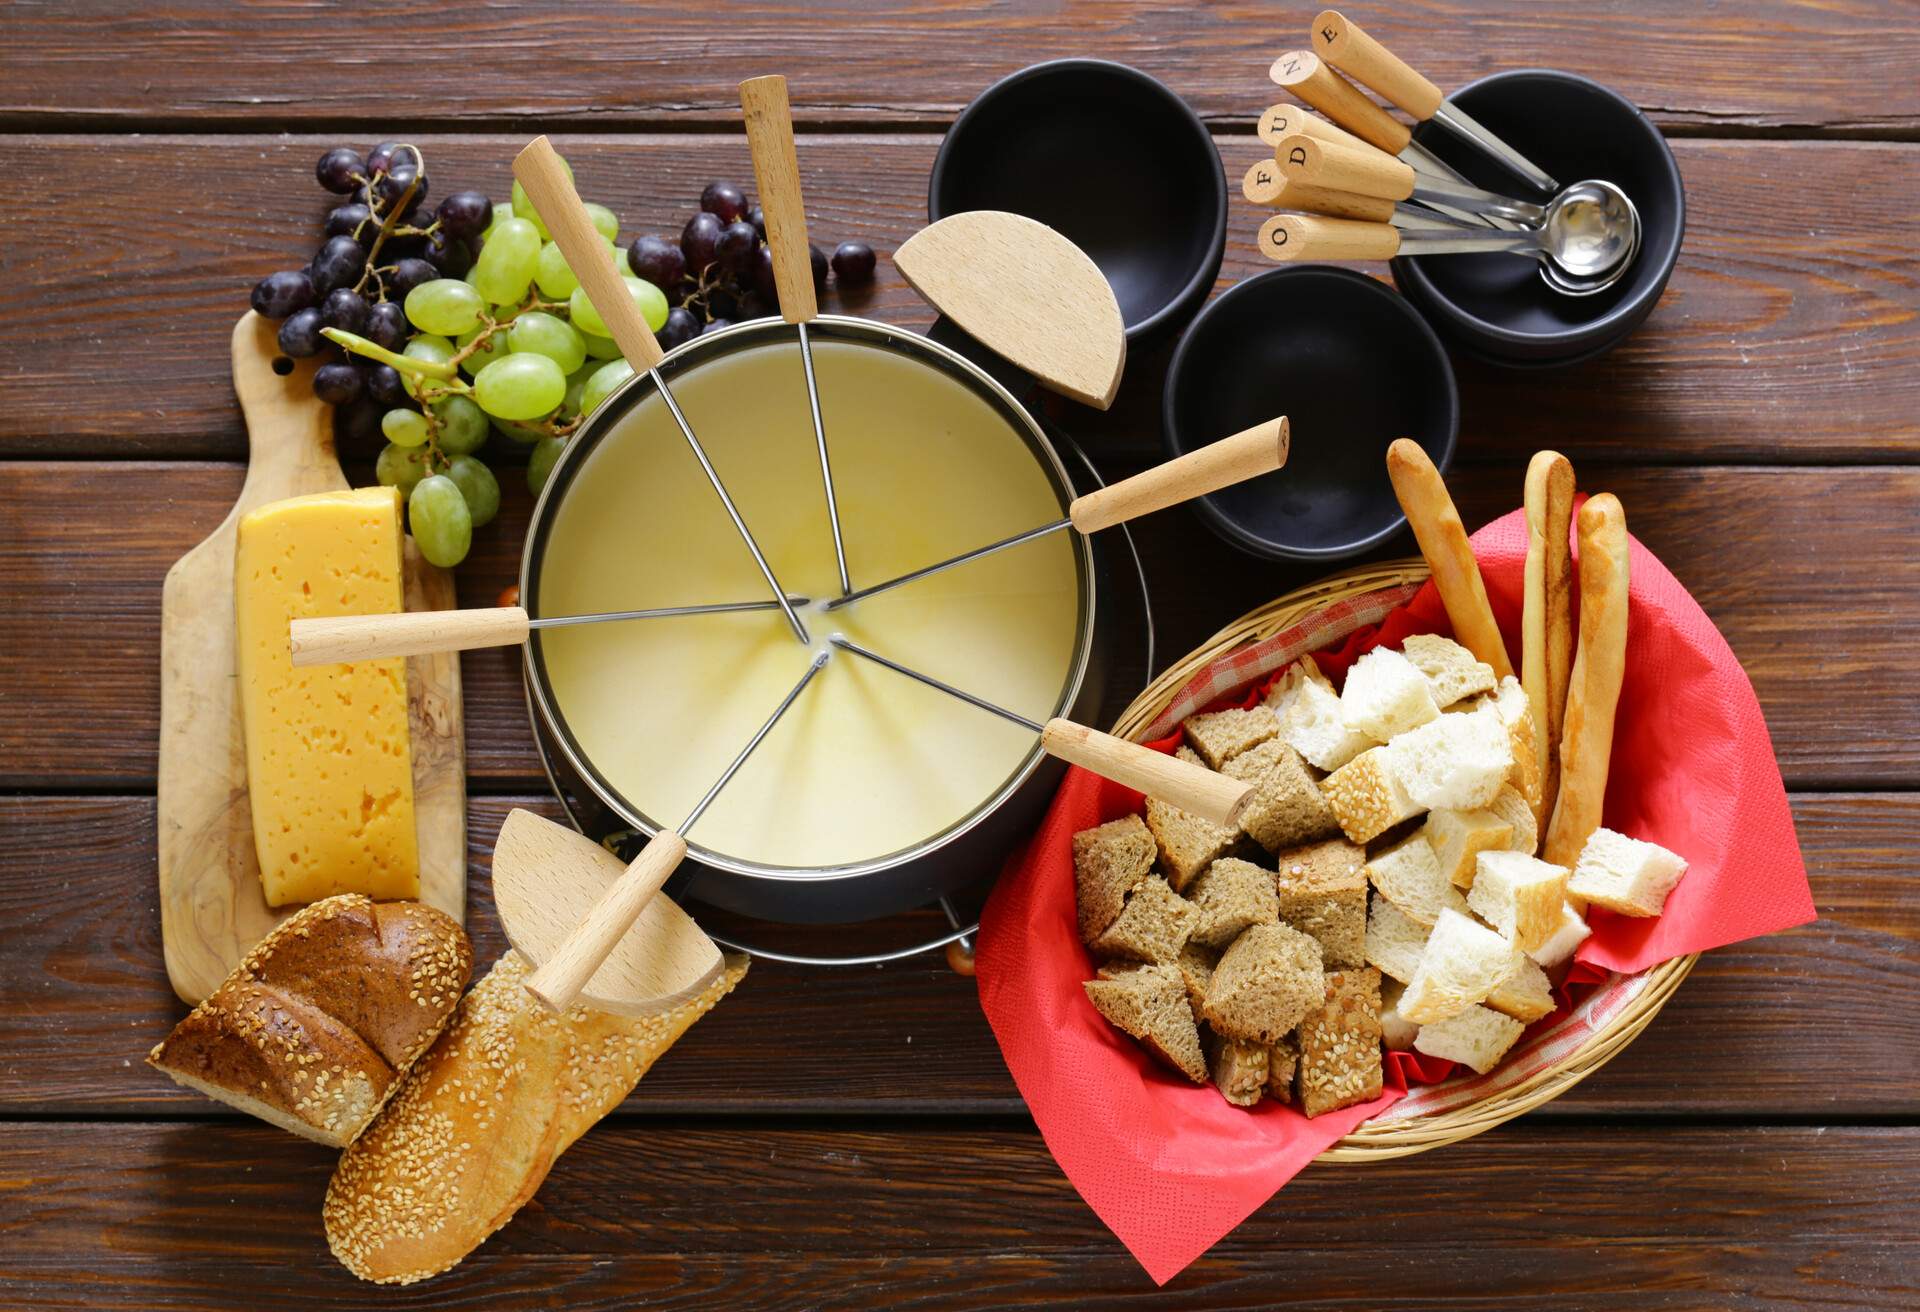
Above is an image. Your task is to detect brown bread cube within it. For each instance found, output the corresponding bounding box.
[1204,1030,1269,1107]
[1272,837,1368,967]
[1294,966,1384,1118]
[1201,923,1325,1043]
[1144,746,1244,890]
[1088,875,1196,965]
[1072,813,1156,945]
[1182,705,1280,768]
[1083,963,1208,1083]
[1186,857,1280,950]
[1221,738,1342,852]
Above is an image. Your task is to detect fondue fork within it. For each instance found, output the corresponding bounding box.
[822,416,1289,612]
[514,136,811,646]
[740,74,852,597]
[827,636,1253,826]
[524,649,834,1013]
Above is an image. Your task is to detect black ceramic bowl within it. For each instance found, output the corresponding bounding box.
[1391,69,1685,368]
[930,59,1226,344]
[1163,266,1458,561]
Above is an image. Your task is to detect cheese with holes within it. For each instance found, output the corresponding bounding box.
[236,487,418,906]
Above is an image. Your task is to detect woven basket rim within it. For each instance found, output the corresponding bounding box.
[1106,557,1696,1162]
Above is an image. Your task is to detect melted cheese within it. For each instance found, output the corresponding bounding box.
[235,487,419,905]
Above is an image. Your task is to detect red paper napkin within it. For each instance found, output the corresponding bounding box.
[974,507,1814,1284]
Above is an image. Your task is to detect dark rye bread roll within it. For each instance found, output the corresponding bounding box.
[147,895,472,1147]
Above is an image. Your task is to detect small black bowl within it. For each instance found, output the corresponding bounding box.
[930,59,1226,344]
[1391,69,1685,368]
[1163,266,1458,561]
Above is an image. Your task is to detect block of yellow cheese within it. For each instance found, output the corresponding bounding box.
[235,487,419,906]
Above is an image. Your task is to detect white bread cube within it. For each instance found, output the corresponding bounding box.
[1398,908,1522,1024]
[1262,656,1319,726]
[1378,978,1420,1050]
[1401,633,1497,708]
[1528,902,1591,968]
[1467,850,1570,953]
[1413,1003,1524,1075]
[1487,783,1538,856]
[1320,746,1424,843]
[1363,895,1428,984]
[1386,705,1512,812]
[1567,828,1689,917]
[1484,676,1541,810]
[1420,806,1513,888]
[1284,674,1374,772]
[1340,648,1440,741]
[1366,833,1468,927]
[1486,954,1555,1023]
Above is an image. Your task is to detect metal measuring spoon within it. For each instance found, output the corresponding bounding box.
[1533,179,1641,296]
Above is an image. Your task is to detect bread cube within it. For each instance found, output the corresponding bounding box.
[1083,963,1208,1083]
[1182,705,1280,769]
[1144,746,1243,891]
[1340,647,1441,741]
[1468,850,1571,953]
[1401,633,1497,708]
[1399,908,1523,1024]
[1487,783,1538,856]
[1273,837,1368,967]
[1420,806,1514,888]
[1367,833,1469,926]
[1266,1034,1298,1102]
[1413,1002,1525,1075]
[1174,941,1220,1021]
[1567,828,1689,917]
[1527,901,1592,969]
[1378,978,1420,1050]
[1185,857,1279,950]
[1204,1030,1269,1107]
[1476,676,1541,810]
[1284,673,1376,772]
[1088,876,1197,964]
[1201,923,1325,1043]
[1386,706,1512,811]
[1320,746,1424,843]
[1221,738,1341,852]
[1262,657,1321,726]
[1294,966,1384,1118]
[1364,894,1429,984]
[1072,813,1155,945]
[1486,953,1555,1024]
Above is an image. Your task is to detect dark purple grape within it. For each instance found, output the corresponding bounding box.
[316,147,365,194]
[739,290,773,320]
[627,235,685,290]
[365,141,406,176]
[748,205,766,239]
[250,268,314,319]
[365,300,409,351]
[326,202,374,245]
[309,235,366,296]
[332,394,385,455]
[381,234,429,263]
[715,221,758,276]
[312,361,364,406]
[321,288,369,335]
[659,306,700,349]
[681,212,723,274]
[277,307,327,358]
[705,286,739,321]
[385,257,438,301]
[831,241,877,286]
[366,363,410,408]
[426,230,473,277]
[701,317,735,335]
[700,181,748,222]
[375,164,427,209]
[751,246,777,303]
[808,243,829,292]
[435,190,492,240]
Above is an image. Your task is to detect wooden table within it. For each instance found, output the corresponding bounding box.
[1,3,1915,1306]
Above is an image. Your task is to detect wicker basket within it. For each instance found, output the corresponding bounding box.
[1106,559,1697,1163]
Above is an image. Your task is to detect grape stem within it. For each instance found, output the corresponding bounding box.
[353,143,428,299]
[321,327,459,382]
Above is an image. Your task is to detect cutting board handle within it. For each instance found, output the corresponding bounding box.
[232,312,339,498]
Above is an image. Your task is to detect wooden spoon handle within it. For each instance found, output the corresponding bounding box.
[1258,213,1402,263]
[1242,163,1397,222]
[1041,721,1252,828]
[1277,133,1415,200]
[1311,10,1445,120]
[289,607,531,666]
[514,136,665,370]
[525,830,690,1013]
[1269,49,1411,155]
[1069,418,1288,533]
[739,74,817,325]
[1257,103,1372,156]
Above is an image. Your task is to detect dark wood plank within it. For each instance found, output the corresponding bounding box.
[2,135,1915,464]
[0,1122,1912,1308]
[1,1,1916,133]
[1,793,1911,1118]
[2,461,1913,790]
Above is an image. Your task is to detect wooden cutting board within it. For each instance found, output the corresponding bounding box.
[156,312,466,1005]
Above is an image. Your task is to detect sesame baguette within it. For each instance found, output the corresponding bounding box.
[1543,495,1630,876]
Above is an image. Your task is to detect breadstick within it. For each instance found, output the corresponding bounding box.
[1523,451,1575,832]
[1386,438,1513,679]
[1543,494,1630,877]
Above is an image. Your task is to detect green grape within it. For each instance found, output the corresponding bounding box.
[473,352,566,421]
[567,276,668,337]
[401,334,457,398]
[534,241,579,299]
[479,198,514,241]
[404,278,484,336]
[584,202,619,244]
[455,323,508,377]
[581,359,634,416]
[562,366,592,417]
[433,394,489,455]
[528,437,567,496]
[508,310,587,374]
[580,330,622,360]
[409,475,473,568]
[381,408,430,448]
[375,442,434,494]
[611,242,633,276]
[491,416,547,444]
[470,216,541,305]
[444,455,501,529]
